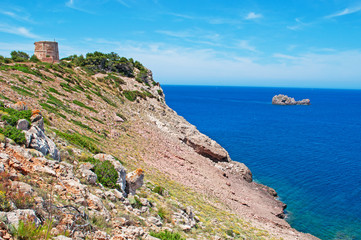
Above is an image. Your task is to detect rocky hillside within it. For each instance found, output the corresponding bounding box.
[0,54,318,240]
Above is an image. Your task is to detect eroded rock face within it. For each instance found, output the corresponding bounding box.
[272,94,311,105]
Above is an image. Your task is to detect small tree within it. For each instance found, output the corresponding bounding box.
[30,54,40,63]
[11,51,30,62]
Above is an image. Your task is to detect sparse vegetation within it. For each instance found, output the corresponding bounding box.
[11,219,52,240]
[54,130,101,153]
[73,100,98,113]
[150,230,185,240]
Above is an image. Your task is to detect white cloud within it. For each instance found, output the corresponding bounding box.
[245,12,262,20]
[0,24,40,39]
[325,6,361,19]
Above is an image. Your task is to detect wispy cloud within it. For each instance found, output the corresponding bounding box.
[245,12,263,20]
[273,53,302,60]
[287,18,309,31]
[156,29,222,45]
[167,12,241,25]
[325,6,361,19]
[237,40,258,52]
[65,0,95,14]
[0,24,40,39]
[0,10,34,23]
[116,0,130,8]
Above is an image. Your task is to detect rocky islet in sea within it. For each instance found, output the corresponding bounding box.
[272,94,311,105]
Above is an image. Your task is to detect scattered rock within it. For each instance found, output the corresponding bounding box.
[272,94,311,105]
[114,115,124,123]
[11,181,34,195]
[147,216,162,227]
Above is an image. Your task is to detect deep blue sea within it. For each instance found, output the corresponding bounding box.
[162,85,361,240]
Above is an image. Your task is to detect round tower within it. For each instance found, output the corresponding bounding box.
[34,41,59,63]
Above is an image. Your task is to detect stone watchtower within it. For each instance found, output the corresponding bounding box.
[34,41,59,63]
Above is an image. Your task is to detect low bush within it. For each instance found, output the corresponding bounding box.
[150,230,185,240]
[94,160,119,189]
[152,186,164,196]
[0,125,26,144]
[129,195,143,209]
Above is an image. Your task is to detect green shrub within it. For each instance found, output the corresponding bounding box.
[150,230,185,240]
[152,186,164,196]
[129,195,143,209]
[0,107,32,126]
[30,55,40,63]
[94,160,119,189]
[0,125,26,144]
[157,89,163,96]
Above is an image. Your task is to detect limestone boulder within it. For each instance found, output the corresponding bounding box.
[16,119,29,131]
[126,169,144,195]
[1,209,40,229]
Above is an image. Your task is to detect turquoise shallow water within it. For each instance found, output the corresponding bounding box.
[162,85,361,240]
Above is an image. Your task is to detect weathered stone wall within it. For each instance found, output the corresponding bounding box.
[34,41,59,63]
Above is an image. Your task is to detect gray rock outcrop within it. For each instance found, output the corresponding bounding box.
[25,126,60,161]
[272,94,310,105]
[23,112,60,161]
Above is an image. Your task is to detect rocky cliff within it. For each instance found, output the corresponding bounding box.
[0,56,318,239]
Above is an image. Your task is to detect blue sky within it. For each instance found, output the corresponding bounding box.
[1,0,361,89]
